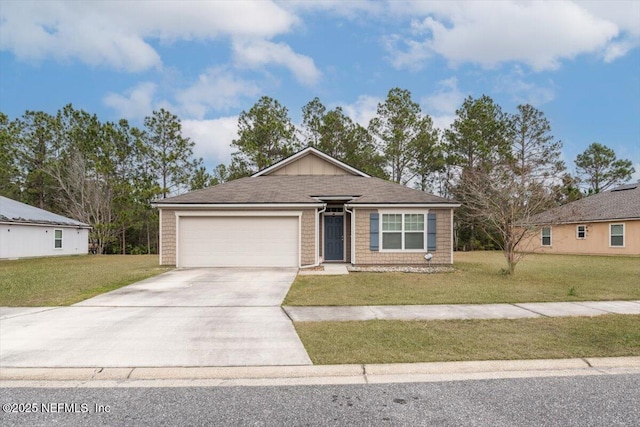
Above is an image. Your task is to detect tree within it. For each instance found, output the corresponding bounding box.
[300,97,326,147]
[13,110,60,210]
[0,113,21,199]
[575,142,635,193]
[369,88,425,184]
[445,95,511,250]
[190,164,213,190]
[231,96,300,174]
[144,108,199,198]
[299,98,387,178]
[409,116,444,192]
[456,104,563,274]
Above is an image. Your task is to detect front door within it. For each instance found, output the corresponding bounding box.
[324,216,344,261]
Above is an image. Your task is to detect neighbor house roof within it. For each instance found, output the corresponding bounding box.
[0,196,90,227]
[528,183,640,225]
[154,175,458,206]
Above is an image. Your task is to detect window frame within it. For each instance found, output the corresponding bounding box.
[541,226,552,247]
[609,223,625,248]
[576,225,586,240]
[380,210,426,252]
[54,228,63,250]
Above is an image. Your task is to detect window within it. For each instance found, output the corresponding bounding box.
[610,224,624,247]
[541,227,551,246]
[381,213,424,250]
[576,225,586,239]
[54,229,63,249]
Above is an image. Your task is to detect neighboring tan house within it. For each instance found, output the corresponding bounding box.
[0,196,91,259]
[521,183,640,256]
[153,147,460,268]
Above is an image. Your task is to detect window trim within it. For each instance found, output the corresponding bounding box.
[541,226,552,247]
[54,228,63,250]
[380,210,426,252]
[576,225,586,240]
[609,223,625,248]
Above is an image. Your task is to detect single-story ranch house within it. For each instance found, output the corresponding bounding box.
[153,147,460,268]
[0,196,91,259]
[521,183,640,256]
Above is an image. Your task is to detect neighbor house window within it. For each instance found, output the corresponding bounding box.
[381,213,424,250]
[610,224,624,247]
[576,225,586,239]
[54,229,63,249]
[541,227,551,246]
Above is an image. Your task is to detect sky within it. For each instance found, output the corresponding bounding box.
[1,0,639,180]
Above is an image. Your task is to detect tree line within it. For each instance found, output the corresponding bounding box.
[1,89,635,263]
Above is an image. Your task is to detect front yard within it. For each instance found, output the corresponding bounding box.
[295,315,640,364]
[285,252,640,306]
[0,255,171,306]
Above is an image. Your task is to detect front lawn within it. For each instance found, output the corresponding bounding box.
[295,315,640,364]
[284,252,640,306]
[0,255,171,306]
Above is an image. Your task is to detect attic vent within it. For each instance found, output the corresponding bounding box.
[611,184,638,192]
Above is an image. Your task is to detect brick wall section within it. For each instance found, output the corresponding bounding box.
[300,209,316,266]
[354,208,452,265]
[160,209,176,265]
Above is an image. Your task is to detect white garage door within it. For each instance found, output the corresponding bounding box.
[178,216,299,267]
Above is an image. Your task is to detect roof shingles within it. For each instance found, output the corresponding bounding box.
[156,176,457,205]
[528,184,640,224]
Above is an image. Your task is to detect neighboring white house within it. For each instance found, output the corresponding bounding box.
[0,196,91,259]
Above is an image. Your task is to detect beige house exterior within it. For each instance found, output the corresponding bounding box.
[154,147,459,268]
[520,183,640,256]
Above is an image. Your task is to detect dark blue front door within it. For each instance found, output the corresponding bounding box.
[324,216,344,261]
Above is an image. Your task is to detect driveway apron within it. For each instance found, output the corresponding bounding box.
[0,268,312,367]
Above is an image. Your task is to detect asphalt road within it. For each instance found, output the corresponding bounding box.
[1,374,638,426]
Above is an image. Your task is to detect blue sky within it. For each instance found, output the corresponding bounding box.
[1,1,638,179]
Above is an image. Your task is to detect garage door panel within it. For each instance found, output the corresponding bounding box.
[178,216,299,267]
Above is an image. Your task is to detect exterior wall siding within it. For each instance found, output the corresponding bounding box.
[300,209,316,266]
[353,208,453,265]
[160,209,177,265]
[270,154,351,176]
[0,224,89,259]
[520,220,640,256]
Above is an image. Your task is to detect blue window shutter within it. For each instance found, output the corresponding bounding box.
[370,213,379,251]
[427,213,437,251]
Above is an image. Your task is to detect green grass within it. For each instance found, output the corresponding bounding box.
[295,315,640,364]
[284,252,640,306]
[0,255,172,306]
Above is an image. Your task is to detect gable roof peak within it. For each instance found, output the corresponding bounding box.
[252,146,370,178]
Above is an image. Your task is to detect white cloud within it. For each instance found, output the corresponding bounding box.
[182,117,239,165]
[233,39,321,86]
[422,77,464,115]
[103,82,157,120]
[0,1,297,72]
[493,70,556,106]
[385,1,635,71]
[421,77,466,131]
[175,67,261,120]
[342,95,382,127]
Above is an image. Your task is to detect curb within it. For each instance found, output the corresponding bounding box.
[1,357,639,387]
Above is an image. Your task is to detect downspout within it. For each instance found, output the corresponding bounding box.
[300,203,327,269]
[344,205,355,265]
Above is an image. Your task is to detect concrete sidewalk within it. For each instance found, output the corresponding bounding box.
[283,300,640,322]
[1,357,639,388]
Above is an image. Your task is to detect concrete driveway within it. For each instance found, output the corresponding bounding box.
[0,268,312,367]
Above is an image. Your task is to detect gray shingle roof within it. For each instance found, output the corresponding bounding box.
[528,184,640,224]
[155,176,457,205]
[0,196,90,227]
